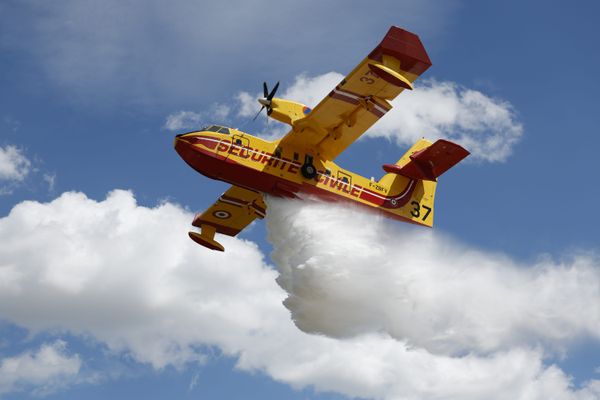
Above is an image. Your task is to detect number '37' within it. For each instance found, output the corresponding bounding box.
[410,201,432,221]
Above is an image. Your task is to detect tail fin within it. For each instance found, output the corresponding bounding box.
[379,139,469,227]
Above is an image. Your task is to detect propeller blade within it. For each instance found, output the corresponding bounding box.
[267,81,279,100]
[263,82,268,98]
[252,105,265,121]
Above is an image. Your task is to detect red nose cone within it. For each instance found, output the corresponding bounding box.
[174,136,198,167]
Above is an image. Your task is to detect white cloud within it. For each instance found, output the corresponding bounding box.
[374,80,523,162]
[165,111,204,132]
[0,145,56,196]
[236,92,257,118]
[0,191,599,399]
[0,145,31,182]
[0,190,279,369]
[0,340,81,396]
[240,73,523,162]
[164,104,230,132]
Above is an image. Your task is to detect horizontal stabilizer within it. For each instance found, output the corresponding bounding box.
[383,139,469,181]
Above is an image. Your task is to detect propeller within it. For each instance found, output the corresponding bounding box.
[252,81,279,121]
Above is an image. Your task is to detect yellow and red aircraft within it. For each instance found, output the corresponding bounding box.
[174,26,469,251]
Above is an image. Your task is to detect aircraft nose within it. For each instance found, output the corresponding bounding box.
[174,134,191,151]
[173,135,183,148]
[174,133,193,148]
[174,134,194,162]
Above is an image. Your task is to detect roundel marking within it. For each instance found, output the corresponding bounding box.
[213,210,231,219]
[390,199,397,206]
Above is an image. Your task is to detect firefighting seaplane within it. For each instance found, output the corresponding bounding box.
[174,26,469,251]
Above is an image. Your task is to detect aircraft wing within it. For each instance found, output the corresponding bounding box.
[280,26,431,161]
[189,185,266,250]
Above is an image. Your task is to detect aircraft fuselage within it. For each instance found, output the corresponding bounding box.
[174,127,434,226]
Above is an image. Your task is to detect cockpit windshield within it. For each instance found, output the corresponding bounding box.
[202,125,230,134]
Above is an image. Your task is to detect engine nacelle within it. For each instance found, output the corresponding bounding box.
[268,98,312,126]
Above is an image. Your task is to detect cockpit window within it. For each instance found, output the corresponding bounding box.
[202,125,230,134]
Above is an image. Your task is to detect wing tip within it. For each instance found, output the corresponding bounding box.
[188,231,225,252]
[369,26,432,76]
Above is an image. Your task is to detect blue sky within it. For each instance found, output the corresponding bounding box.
[1,1,600,399]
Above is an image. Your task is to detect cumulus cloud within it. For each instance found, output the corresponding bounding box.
[0,340,81,396]
[164,104,230,132]
[237,72,523,162]
[1,191,600,399]
[0,145,31,182]
[374,80,523,162]
[164,111,205,131]
[236,92,258,118]
[0,190,277,369]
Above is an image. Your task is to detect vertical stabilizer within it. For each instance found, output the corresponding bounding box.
[378,138,469,227]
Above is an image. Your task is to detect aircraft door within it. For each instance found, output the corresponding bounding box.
[229,134,250,159]
[337,170,352,194]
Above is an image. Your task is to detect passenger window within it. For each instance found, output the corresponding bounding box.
[274,147,282,158]
[325,169,331,176]
[235,138,242,145]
